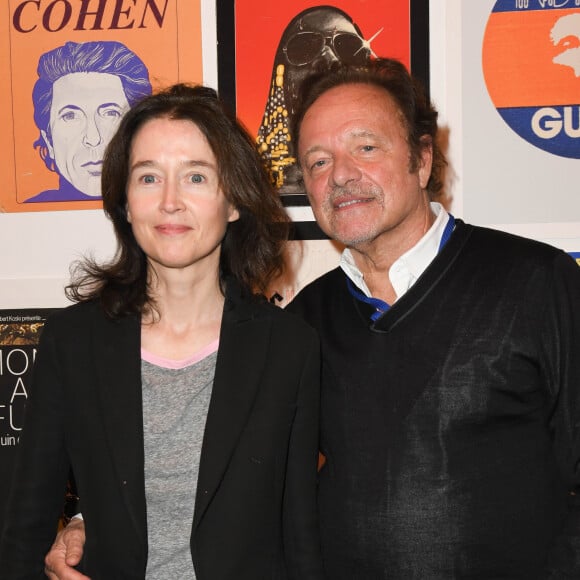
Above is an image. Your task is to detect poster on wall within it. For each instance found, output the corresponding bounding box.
[0,0,202,214]
[460,1,580,249]
[218,0,429,239]
[0,309,57,527]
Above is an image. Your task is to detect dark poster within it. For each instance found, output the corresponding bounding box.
[0,309,57,528]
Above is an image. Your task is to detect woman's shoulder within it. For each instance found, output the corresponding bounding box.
[46,299,103,324]
[43,299,136,336]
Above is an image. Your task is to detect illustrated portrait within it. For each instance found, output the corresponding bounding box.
[26,40,152,203]
[551,12,580,77]
[256,6,381,197]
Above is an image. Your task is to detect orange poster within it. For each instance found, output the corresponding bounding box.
[0,0,202,213]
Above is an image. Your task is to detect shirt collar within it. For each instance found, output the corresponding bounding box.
[340,202,450,300]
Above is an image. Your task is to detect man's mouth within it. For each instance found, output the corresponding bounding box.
[333,197,373,210]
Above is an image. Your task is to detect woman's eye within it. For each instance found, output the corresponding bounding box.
[142,175,156,184]
[190,174,204,184]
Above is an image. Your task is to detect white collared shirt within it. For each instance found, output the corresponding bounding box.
[340,202,450,301]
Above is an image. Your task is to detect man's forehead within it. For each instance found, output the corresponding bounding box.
[301,84,398,129]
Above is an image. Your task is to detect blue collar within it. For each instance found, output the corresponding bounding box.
[347,214,456,321]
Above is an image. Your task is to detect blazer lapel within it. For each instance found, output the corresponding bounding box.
[193,284,272,530]
[93,310,148,544]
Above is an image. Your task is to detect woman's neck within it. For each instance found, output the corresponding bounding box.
[142,269,225,360]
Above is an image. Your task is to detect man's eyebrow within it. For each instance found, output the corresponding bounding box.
[302,145,327,159]
[302,130,380,157]
[350,129,379,139]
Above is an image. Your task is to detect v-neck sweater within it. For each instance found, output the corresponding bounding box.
[289,219,580,578]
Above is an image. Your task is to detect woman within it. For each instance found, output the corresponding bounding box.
[0,84,323,579]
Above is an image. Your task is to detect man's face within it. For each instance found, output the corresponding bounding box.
[298,83,432,250]
[44,72,130,197]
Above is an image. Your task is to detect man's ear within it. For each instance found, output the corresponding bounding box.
[418,135,433,190]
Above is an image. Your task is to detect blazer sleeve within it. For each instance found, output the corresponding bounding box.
[0,316,71,578]
[282,326,324,579]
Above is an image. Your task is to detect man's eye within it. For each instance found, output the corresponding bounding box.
[361,145,376,152]
[311,159,327,170]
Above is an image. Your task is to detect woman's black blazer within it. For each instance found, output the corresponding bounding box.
[0,281,323,579]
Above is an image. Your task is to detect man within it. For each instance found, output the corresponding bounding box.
[26,40,151,202]
[46,58,580,578]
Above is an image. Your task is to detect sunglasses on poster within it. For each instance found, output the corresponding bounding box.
[283,28,383,67]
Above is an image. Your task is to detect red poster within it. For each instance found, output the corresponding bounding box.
[236,1,411,138]
[223,0,423,238]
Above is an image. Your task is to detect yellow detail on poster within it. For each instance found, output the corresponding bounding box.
[0,0,202,213]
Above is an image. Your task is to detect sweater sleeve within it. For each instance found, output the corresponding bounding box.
[542,252,580,578]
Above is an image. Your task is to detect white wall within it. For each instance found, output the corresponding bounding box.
[1,0,577,309]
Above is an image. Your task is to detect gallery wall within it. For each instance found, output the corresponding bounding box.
[0,0,578,310]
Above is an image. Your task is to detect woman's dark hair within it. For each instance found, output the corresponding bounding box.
[66,84,290,318]
[292,58,447,199]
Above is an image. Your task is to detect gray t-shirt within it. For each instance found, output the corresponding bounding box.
[141,349,217,579]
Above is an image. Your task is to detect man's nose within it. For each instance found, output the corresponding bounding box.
[331,154,362,187]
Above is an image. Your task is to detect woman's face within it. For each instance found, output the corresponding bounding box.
[126,116,239,278]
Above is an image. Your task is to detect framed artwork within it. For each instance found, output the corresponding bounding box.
[451,1,580,253]
[0,309,58,526]
[0,0,202,213]
[217,0,429,239]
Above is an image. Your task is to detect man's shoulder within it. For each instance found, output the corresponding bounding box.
[463,221,568,263]
[287,267,346,321]
[452,221,579,291]
[291,267,344,301]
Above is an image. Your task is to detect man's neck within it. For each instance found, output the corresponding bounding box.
[349,206,437,301]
